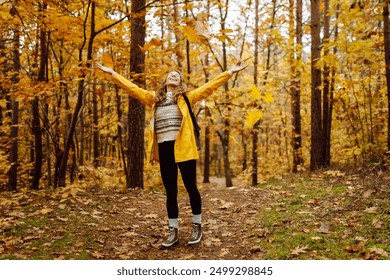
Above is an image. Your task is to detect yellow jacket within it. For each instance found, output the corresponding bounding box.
[111,71,232,163]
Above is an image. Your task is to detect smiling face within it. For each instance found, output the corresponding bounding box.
[165,71,182,87]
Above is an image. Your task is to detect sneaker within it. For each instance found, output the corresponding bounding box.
[161,227,179,248]
[188,223,202,245]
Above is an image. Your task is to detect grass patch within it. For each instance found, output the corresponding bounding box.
[254,174,390,260]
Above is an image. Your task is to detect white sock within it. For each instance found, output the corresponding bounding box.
[193,214,201,225]
[168,218,178,228]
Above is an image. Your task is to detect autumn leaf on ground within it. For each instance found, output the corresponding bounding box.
[92,251,104,259]
[369,247,389,258]
[291,245,308,256]
[245,109,263,128]
[218,202,234,210]
[345,245,363,253]
[316,223,331,234]
[371,217,383,228]
[144,213,158,219]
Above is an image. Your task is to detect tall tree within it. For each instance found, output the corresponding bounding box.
[383,0,390,151]
[126,0,146,189]
[93,78,100,168]
[31,1,47,190]
[202,0,211,184]
[252,0,260,185]
[218,0,233,187]
[7,0,20,191]
[322,0,332,167]
[310,0,324,170]
[290,0,303,172]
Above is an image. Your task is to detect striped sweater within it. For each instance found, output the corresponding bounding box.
[155,92,183,143]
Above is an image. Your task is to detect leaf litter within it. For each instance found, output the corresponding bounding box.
[0,170,389,260]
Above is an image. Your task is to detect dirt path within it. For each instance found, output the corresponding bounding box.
[100,178,270,259]
[0,176,270,260]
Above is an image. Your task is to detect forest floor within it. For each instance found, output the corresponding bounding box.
[0,167,389,260]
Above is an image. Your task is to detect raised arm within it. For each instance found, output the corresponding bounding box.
[95,62,155,107]
[228,60,249,75]
[188,61,248,105]
[95,62,115,75]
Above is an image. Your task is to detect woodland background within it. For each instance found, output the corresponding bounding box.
[0,0,390,191]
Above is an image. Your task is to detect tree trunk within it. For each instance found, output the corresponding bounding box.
[203,56,211,183]
[202,0,211,183]
[93,79,100,168]
[251,0,260,186]
[219,0,233,188]
[31,2,47,190]
[383,0,390,151]
[322,0,332,167]
[126,0,146,189]
[8,1,21,191]
[185,0,191,79]
[203,107,211,183]
[172,0,183,68]
[290,0,304,172]
[310,0,324,170]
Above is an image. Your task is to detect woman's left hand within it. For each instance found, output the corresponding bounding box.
[229,60,249,74]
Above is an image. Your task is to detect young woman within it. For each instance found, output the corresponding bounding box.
[95,61,247,248]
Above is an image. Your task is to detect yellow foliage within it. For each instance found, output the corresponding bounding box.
[250,85,261,100]
[245,109,263,129]
[182,26,202,43]
[263,92,275,104]
[139,38,163,54]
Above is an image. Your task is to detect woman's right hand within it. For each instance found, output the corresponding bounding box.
[95,62,115,75]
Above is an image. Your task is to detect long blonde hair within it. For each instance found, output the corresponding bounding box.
[155,70,188,104]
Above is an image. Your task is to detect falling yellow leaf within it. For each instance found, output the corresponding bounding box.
[263,92,275,104]
[250,85,261,100]
[139,38,162,53]
[245,109,263,128]
[182,26,201,43]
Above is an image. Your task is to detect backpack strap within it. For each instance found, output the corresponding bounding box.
[182,93,201,134]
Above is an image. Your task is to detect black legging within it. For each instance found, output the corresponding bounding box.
[158,141,201,219]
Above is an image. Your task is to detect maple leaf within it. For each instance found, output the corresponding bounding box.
[139,38,162,53]
[263,92,275,104]
[245,109,263,128]
[250,85,261,100]
[182,26,201,43]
